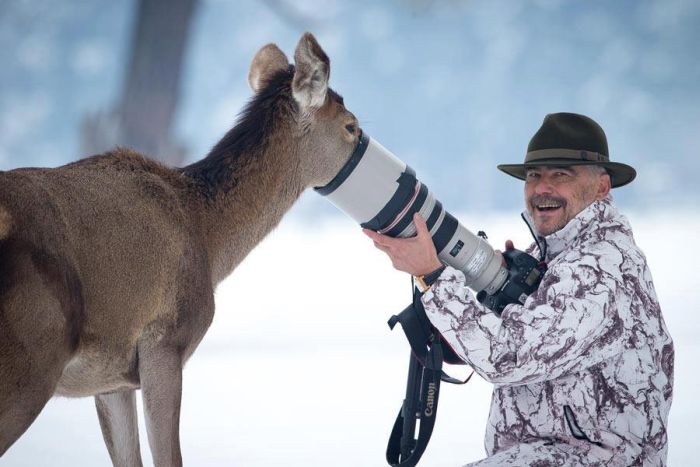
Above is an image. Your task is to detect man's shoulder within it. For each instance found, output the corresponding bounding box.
[566,217,649,278]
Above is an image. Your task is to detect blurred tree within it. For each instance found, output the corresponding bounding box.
[81,0,198,166]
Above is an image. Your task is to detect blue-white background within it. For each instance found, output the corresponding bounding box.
[1,1,698,465]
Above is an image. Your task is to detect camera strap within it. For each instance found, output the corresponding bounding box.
[386,290,473,466]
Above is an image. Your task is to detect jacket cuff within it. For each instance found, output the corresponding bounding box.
[420,265,489,324]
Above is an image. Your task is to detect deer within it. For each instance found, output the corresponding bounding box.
[0,32,360,466]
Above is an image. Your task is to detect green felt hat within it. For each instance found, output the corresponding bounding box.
[498,112,636,188]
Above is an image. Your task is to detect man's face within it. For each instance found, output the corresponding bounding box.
[524,165,611,236]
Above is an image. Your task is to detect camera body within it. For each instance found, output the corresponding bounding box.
[476,248,547,315]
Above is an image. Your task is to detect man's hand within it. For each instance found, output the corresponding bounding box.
[495,240,515,265]
[362,213,443,276]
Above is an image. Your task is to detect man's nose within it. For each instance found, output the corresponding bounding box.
[532,176,554,194]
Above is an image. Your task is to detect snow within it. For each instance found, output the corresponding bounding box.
[2,209,698,466]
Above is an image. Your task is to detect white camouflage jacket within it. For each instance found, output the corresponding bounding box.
[421,198,674,466]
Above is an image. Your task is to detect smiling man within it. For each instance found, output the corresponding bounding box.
[365,113,674,466]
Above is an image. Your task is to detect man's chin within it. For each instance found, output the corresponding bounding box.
[534,217,566,236]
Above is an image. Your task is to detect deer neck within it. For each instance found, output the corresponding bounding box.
[186,131,308,285]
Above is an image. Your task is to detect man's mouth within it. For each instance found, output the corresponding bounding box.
[535,202,562,212]
[531,197,565,214]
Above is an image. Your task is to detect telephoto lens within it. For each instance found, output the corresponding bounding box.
[314,131,509,296]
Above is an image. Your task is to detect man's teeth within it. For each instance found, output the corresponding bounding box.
[537,203,561,209]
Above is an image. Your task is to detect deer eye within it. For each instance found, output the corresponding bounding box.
[345,123,356,134]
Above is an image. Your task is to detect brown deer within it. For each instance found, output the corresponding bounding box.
[0,32,359,466]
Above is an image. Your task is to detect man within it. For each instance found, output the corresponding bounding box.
[364,113,674,466]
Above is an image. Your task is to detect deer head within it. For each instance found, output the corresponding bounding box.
[248,32,359,188]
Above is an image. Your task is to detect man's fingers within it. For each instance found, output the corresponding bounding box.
[364,229,396,254]
[495,249,507,266]
[373,241,391,253]
[362,228,377,239]
[363,228,394,247]
[363,218,441,275]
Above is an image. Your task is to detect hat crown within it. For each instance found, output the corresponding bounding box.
[527,112,608,158]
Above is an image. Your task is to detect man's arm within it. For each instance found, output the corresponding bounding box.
[364,213,630,386]
[422,248,628,386]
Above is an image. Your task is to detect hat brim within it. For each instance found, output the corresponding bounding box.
[497,159,636,188]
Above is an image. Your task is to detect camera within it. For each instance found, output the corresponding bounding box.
[315,131,546,312]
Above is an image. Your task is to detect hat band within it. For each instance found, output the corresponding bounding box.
[525,148,609,163]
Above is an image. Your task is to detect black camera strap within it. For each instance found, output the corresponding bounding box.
[386,289,473,467]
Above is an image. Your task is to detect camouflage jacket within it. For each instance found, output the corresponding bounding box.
[421,198,674,466]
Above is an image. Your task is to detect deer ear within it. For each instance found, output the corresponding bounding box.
[292,32,329,110]
[248,44,289,93]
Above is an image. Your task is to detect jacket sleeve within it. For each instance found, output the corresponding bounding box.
[421,244,630,386]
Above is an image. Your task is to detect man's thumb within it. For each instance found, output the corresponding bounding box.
[414,213,429,236]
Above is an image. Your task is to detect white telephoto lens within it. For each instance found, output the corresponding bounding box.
[315,132,507,295]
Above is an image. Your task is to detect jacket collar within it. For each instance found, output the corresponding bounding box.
[522,196,619,261]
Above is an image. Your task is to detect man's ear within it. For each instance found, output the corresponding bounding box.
[596,171,612,200]
[248,44,289,93]
[292,32,329,111]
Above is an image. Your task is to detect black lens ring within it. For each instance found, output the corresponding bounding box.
[360,167,417,231]
[425,200,443,232]
[432,212,458,254]
[313,131,370,196]
[385,183,429,237]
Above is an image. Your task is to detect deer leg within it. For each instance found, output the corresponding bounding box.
[0,249,75,456]
[138,344,183,467]
[0,343,67,456]
[95,390,143,467]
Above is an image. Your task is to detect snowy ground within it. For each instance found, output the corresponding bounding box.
[3,209,698,466]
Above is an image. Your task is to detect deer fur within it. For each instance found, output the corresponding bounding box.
[0,32,359,466]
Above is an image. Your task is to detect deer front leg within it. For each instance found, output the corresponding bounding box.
[138,344,183,467]
[95,390,144,467]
